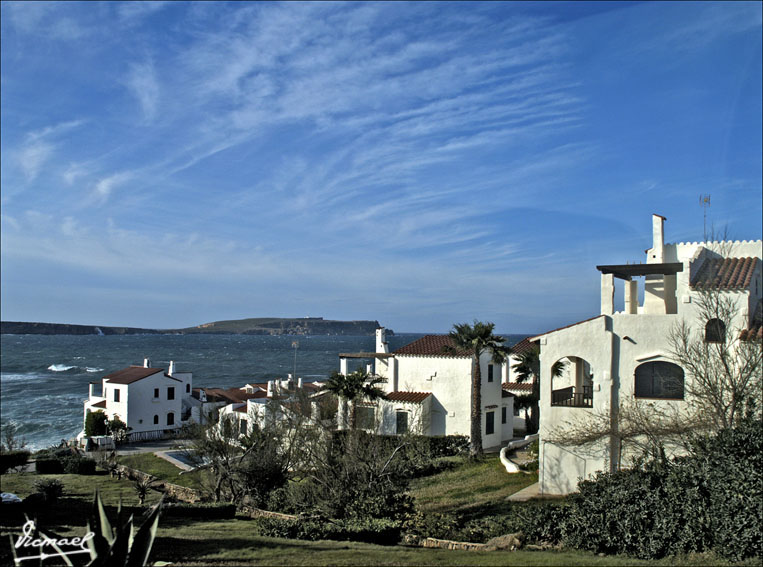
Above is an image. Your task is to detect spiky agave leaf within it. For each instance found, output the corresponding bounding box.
[86,490,112,561]
[126,496,163,567]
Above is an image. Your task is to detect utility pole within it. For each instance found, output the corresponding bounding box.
[699,194,711,241]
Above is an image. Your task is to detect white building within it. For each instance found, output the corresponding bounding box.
[338,329,514,448]
[82,358,195,442]
[535,214,762,495]
[216,377,325,436]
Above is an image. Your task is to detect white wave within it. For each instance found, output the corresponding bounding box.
[48,364,76,372]
[0,373,38,383]
[85,367,104,373]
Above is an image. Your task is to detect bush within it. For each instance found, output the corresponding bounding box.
[85,410,108,437]
[513,500,569,545]
[0,450,30,474]
[63,456,96,475]
[558,416,762,560]
[35,457,64,474]
[34,478,64,503]
[256,516,402,545]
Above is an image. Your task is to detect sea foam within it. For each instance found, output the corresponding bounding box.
[47,364,76,372]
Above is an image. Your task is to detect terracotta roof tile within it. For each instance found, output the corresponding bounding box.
[510,337,536,356]
[104,366,164,385]
[386,391,432,404]
[502,382,534,393]
[691,257,760,291]
[393,335,471,357]
[91,400,107,408]
[198,388,266,404]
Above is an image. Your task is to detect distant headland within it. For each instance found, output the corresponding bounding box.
[0,317,390,337]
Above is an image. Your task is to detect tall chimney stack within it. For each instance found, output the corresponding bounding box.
[144,358,150,368]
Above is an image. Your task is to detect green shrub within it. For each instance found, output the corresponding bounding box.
[62,456,96,475]
[34,478,64,503]
[558,415,762,560]
[256,516,402,545]
[85,410,108,437]
[35,457,64,474]
[0,450,30,474]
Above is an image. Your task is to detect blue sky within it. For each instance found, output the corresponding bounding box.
[1,1,761,334]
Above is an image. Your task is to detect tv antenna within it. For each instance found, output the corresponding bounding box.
[699,194,711,241]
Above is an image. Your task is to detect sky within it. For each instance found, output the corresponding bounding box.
[1,1,761,335]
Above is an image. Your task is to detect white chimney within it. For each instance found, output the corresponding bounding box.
[267,380,274,397]
[144,357,150,368]
[168,361,176,375]
[298,377,303,389]
[366,363,372,374]
[376,328,388,354]
[650,214,666,263]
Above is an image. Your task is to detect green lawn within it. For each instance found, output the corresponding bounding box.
[118,452,206,489]
[410,456,538,517]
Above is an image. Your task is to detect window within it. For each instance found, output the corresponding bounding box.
[635,361,684,399]
[153,388,159,399]
[501,406,507,424]
[153,415,159,425]
[239,419,247,435]
[167,412,175,426]
[396,411,408,435]
[186,383,191,394]
[487,364,494,383]
[167,387,175,400]
[705,318,726,343]
[357,406,375,430]
[486,411,495,435]
[113,389,120,402]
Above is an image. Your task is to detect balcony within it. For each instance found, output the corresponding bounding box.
[551,386,593,408]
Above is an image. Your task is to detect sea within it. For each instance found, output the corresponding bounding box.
[0,332,527,451]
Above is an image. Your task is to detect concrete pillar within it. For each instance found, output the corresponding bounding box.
[601,273,615,315]
[624,280,638,314]
[664,274,677,314]
[644,275,666,314]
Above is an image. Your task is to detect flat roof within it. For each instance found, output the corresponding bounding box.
[596,262,683,280]
[338,352,394,359]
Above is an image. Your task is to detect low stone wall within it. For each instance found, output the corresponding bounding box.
[115,464,203,503]
[240,506,298,521]
[420,537,487,551]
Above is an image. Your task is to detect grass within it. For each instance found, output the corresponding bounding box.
[1,471,754,566]
[410,455,538,517]
[118,452,206,488]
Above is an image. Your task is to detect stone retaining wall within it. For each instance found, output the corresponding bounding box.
[240,506,299,521]
[420,537,487,551]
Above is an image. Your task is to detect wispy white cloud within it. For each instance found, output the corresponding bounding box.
[124,59,160,122]
[93,171,133,202]
[14,120,84,182]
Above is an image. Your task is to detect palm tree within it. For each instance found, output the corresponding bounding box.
[512,344,566,434]
[325,368,386,430]
[447,321,510,457]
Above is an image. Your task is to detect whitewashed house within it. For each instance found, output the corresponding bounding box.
[216,377,325,436]
[81,358,195,442]
[338,329,514,448]
[534,214,762,495]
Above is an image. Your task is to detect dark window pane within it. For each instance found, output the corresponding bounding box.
[167,387,175,400]
[635,361,684,399]
[488,365,494,383]
[705,319,726,343]
[486,411,495,435]
[502,406,507,424]
[396,411,408,434]
[167,413,174,426]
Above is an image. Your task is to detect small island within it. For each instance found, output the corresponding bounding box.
[0,317,390,337]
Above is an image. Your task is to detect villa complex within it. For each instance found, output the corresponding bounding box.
[534,215,762,494]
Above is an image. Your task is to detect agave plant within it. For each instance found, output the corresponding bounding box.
[85,490,166,567]
[133,476,157,506]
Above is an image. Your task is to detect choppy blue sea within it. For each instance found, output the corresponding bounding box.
[0,333,526,450]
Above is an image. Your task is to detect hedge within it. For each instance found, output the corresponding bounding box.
[256,516,402,545]
[35,455,96,475]
[0,450,30,474]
